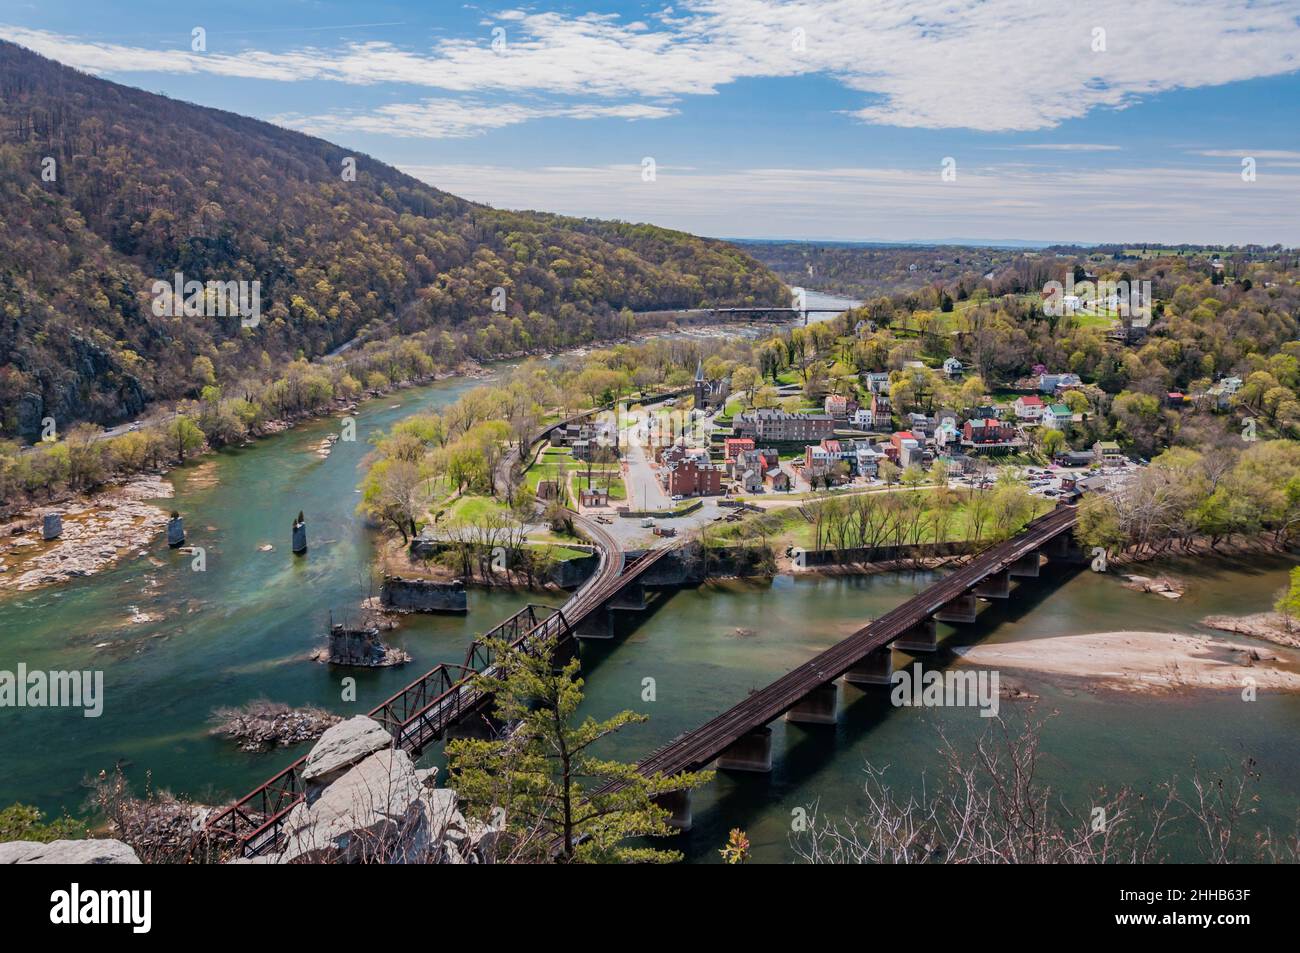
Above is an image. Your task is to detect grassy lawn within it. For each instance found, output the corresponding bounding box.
[575,471,626,501]
[446,494,510,523]
[525,448,575,493]
[711,490,1053,550]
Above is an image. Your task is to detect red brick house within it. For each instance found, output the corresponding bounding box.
[664,457,723,497]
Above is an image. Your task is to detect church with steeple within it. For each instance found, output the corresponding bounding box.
[693,359,731,411]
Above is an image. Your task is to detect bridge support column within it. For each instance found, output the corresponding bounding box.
[974,568,1011,599]
[1009,552,1041,578]
[575,605,614,640]
[608,583,647,611]
[894,617,939,652]
[1044,533,1087,564]
[934,591,978,624]
[785,682,839,726]
[654,789,693,831]
[716,726,773,773]
[844,645,894,686]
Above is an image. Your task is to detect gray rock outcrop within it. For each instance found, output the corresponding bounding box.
[0,838,141,864]
[300,715,393,785]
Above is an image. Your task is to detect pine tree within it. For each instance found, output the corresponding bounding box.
[446,630,711,863]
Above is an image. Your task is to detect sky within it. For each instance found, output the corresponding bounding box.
[4,0,1300,245]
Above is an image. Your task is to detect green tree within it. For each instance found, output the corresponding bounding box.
[446,631,711,863]
[1274,567,1300,632]
[0,803,83,843]
[166,415,205,463]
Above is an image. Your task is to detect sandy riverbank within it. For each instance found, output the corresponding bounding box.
[0,476,173,592]
[955,630,1300,694]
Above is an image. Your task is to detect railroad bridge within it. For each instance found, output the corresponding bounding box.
[599,503,1087,829]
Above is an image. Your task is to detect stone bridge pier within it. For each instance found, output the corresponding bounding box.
[934,591,979,624]
[1043,533,1088,564]
[894,616,939,651]
[843,645,894,685]
[1009,552,1041,577]
[716,726,773,773]
[784,681,839,725]
[974,567,1011,599]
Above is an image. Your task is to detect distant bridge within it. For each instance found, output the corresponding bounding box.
[634,305,856,326]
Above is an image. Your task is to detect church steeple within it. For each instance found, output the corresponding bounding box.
[695,359,704,382]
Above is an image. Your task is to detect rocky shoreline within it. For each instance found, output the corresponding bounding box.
[1202,612,1300,649]
[210,701,343,752]
[0,476,173,592]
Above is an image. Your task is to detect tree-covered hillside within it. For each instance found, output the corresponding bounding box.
[0,41,784,439]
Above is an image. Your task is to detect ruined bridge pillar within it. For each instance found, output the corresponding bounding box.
[894,616,940,651]
[716,726,773,773]
[934,591,978,625]
[844,645,895,686]
[785,681,839,726]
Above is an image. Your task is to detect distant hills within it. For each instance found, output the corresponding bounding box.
[0,41,784,439]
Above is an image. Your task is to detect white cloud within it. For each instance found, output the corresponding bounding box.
[1020,144,1123,152]
[274,100,675,139]
[1194,149,1300,159]
[5,0,1300,133]
[397,160,1300,245]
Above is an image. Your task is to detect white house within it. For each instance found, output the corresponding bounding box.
[942,357,964,378]
[1039,372,1082,393]
[1014,394,1046,420]
[851,408,874,429]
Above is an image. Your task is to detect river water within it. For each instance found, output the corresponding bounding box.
[2,369,1296,863]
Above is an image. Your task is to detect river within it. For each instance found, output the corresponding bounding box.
[1,369,1296,863]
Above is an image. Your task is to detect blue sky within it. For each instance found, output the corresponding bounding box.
[5,0,1300,244]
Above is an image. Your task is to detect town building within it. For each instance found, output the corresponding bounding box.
[1042,403,1073,429]
[732,409,835,442]
[663,455,723,497]
[851,407,875,429]
[1093,440,1125,463]
[864,371,891,394]
[1039,372,1082,393]
[962,418,1023,453]
[824,393,856,418]
[942,356,964,378]
[870,393,893,429]
[1014,394,1046,420]
[693,360,731,411]
[724,437,755,461]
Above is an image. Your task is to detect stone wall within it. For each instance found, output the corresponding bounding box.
[379,576,468,613]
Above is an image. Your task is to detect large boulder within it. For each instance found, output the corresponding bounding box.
[300,715,393,786]
[0,838,141,864]
[279,749,441,863]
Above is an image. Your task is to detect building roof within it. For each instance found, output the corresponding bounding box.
[1018,394,1045,406]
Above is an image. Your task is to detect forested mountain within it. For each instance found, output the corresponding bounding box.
[0,41,784,439]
